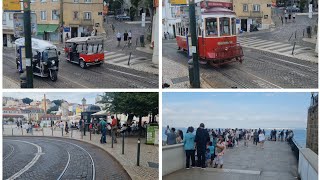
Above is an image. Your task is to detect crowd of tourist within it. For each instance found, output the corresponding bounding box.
[165,124,295,169]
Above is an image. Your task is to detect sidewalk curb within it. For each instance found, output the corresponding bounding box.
[4,135,134,180]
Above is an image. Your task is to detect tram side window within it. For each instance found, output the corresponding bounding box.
[219,17,230,36]
[205,18,218,37]
[231,18,236,35]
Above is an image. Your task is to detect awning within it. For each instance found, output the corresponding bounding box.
[37,24,59,35]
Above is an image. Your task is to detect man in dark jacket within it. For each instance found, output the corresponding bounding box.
[195,123,209,169]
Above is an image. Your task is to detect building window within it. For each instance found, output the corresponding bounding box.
[9,13,13,20]
[52,10,58,20]
[219,17,231,36]
[205,18,218,37]
[84,0,91,2]
[84,12,91,20]
[253,4,260,12]
[243,4,248,12]
[73,11,79,20]
[41,11,47,20]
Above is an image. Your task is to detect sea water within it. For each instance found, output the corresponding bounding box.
[162,127,306,148]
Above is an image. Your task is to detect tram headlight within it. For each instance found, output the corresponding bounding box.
[51,60,55,65]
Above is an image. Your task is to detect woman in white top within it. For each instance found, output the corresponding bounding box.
[258,131,265,149]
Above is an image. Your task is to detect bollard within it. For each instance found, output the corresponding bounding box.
[71,129,73,138]
[22,129,23,135]
[12,128,13,136]
[42,128,44,136]
[90,130,92,141]
[128,52,132,65]
[122,132,125,154]
[292,42,296,55]
[288,32,293,41]
[137,138,141,166]
[295,31,296,39]
[303,29,305,37]
[81,129,83,139]
[31,128,33,135]
[52,128,53,136]
[111,129,114,148]
[62,128,63,136]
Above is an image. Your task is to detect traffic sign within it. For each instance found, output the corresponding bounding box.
[3,0,21,12]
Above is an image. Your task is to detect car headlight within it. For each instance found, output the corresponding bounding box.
[51,60,55,65]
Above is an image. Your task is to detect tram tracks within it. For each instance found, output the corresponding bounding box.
[3,142,15,161]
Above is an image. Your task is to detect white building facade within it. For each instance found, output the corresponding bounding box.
[3,12,16,48]
[162,0,181,39]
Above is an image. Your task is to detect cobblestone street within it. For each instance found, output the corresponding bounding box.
[3,136,131,180]
[162,13,318,88]
[3,125,159,180]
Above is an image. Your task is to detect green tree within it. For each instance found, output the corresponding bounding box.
[52,100,63,107]
[22,98,33,105]
[99,92,158,127]
[47,106,59,114]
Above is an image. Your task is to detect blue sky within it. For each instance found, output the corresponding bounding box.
[3,92,104,105]
[163,92,313,129]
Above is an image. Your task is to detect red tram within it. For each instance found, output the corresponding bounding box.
[176,2,244,67]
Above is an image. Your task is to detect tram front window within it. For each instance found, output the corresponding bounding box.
[219,17,230,36]
[205,18,218,37]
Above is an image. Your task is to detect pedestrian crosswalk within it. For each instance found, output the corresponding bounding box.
[237,37,311,57]
[104,51,152,68]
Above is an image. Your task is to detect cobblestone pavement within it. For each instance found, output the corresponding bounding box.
[163,37,318,88]
[3,47,158,88]
[3,126,159,180]
[3,136,131,180]
[164,140,298,180]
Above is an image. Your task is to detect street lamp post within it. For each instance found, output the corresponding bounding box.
[188,0,200,88]
[23,0,33,88]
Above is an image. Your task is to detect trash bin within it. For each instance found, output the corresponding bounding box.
[307,26,312,38]
[20,73,27,88]
[188,59,194,86]
[140,35,145,47]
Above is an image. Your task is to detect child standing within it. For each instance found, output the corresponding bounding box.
[205,149,211,167]
[207,141,215,167]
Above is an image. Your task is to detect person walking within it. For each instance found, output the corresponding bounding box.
[111,116,117,143]
[285,13,288,23]
[183,126,196,169]
[59,121,64,135]
[280,129,284,141]
[165,127,177,145]
[280,16,283,25]
[100,119,107,144]
[112,24,115,33]
[116,31,121,47]
[292,13,296,23]
[259,131,265,149]
[195,123,209,169]
[128,30,132,46]
[253,129,259,145]
[214,135,226,168]
[65,122,69,134]
[123,30,128,45]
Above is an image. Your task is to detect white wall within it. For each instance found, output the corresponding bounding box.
[162,1,180,38]
[162,144,185,176]
[298,148,318,180]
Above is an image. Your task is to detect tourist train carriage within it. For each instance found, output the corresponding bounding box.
[175,1,244,67]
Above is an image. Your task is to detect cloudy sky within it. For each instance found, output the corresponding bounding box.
[163,92,313,129]
[3,92,104,105]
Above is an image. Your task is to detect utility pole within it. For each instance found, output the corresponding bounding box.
[189,0,200,88]
[23,0,33,88]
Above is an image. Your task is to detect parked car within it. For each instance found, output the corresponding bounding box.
[115,15,130,21]
[285,6,300,12]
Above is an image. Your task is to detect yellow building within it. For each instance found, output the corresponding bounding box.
[62,0,105,41]
[233,0,273,32]
[30,0,61,41]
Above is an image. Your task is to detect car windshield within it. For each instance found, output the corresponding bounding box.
[43,49,57,60]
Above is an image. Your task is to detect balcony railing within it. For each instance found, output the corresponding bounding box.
[250,10,263,18]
